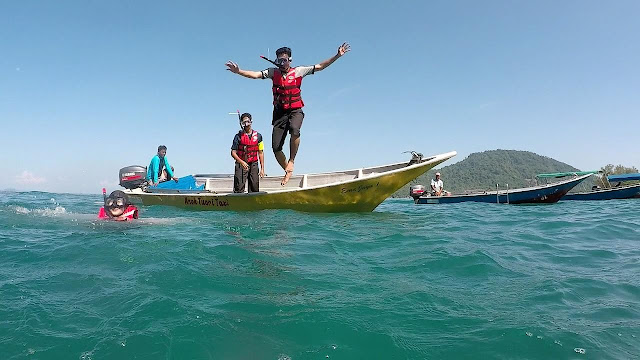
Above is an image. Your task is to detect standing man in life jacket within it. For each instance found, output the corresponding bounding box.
[147,145,179,186]
[225,43,351,185]
[231,113,265,193]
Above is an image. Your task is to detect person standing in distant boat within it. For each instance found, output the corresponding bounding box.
[431,172,450,196]
[147,145,179,186]
[225,43,351,185]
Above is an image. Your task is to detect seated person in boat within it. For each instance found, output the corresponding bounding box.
[147,145,179,186]
[98,190,138,221]
[231,113,265,193]
[431,172,450,196]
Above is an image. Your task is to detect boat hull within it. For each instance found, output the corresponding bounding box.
[562,184,640,201]
[416,174,591,205]
[126,151,457,212]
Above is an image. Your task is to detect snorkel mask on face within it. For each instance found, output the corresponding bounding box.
[260,47,292,71]
[238,112,252,130]
[104,190,129,217]
[274,57,290,69]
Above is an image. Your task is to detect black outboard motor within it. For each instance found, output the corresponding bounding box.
[410,185,426,200]
[119,166,147,189]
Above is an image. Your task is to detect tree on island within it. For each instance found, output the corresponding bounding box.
[594,164,639,188]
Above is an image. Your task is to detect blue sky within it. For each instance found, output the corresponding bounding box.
[2,1,639,193]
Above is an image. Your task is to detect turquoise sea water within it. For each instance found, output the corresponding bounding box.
[1,191,638,360]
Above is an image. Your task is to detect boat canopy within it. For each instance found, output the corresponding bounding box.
[536,171,598,179]
[607,173,640,182]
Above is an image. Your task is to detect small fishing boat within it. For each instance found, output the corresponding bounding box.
[555,172,640,201]
[411,173,592,204]
[120,151,457,212]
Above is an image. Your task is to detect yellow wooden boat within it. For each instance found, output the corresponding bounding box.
[124,151,456,212]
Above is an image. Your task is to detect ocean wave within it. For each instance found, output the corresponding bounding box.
[11,205,68,216]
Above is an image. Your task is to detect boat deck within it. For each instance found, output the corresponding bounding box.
[191,159,430,194]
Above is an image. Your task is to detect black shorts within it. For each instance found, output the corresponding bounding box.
[272,108,304,152]
[233,161,259,193]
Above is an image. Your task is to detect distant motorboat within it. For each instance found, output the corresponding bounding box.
[412,173,591,204]
[556,172,640,201]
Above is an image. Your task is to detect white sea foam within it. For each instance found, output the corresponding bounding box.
[12,205,73,217]
[12,206,64,217]
[36,206,68,216]
[135,217,193,226]
[14,206,31,214]
[87,216,193,227]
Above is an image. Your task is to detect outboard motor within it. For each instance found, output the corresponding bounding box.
[119,166,147,189]
[410,185,426,200]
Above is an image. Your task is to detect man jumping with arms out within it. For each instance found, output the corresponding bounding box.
[225,43,351,185]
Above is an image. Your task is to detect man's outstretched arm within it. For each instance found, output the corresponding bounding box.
[225,61,262,79]
[314,42,351,72]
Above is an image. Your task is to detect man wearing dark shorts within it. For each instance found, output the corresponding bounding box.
[271,108,304,162]
[225,42,351,185]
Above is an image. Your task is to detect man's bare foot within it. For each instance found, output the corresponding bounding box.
[280,160,295,186]
[281,170,294,186]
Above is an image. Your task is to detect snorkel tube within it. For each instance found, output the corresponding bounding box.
[260,55,288,71]
[237,109,244,129]
[260,55,279,67]
[230,110,251,130]
[103,188,113,218]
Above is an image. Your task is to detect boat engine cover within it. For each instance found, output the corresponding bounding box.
[410,185,426,200]
[119,166,147,189]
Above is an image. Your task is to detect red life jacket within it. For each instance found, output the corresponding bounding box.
[236,130,260,163]
[272,67,304,110]
[98,205,139,221]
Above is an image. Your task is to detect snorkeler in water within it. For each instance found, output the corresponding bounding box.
[98,189,138,221]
